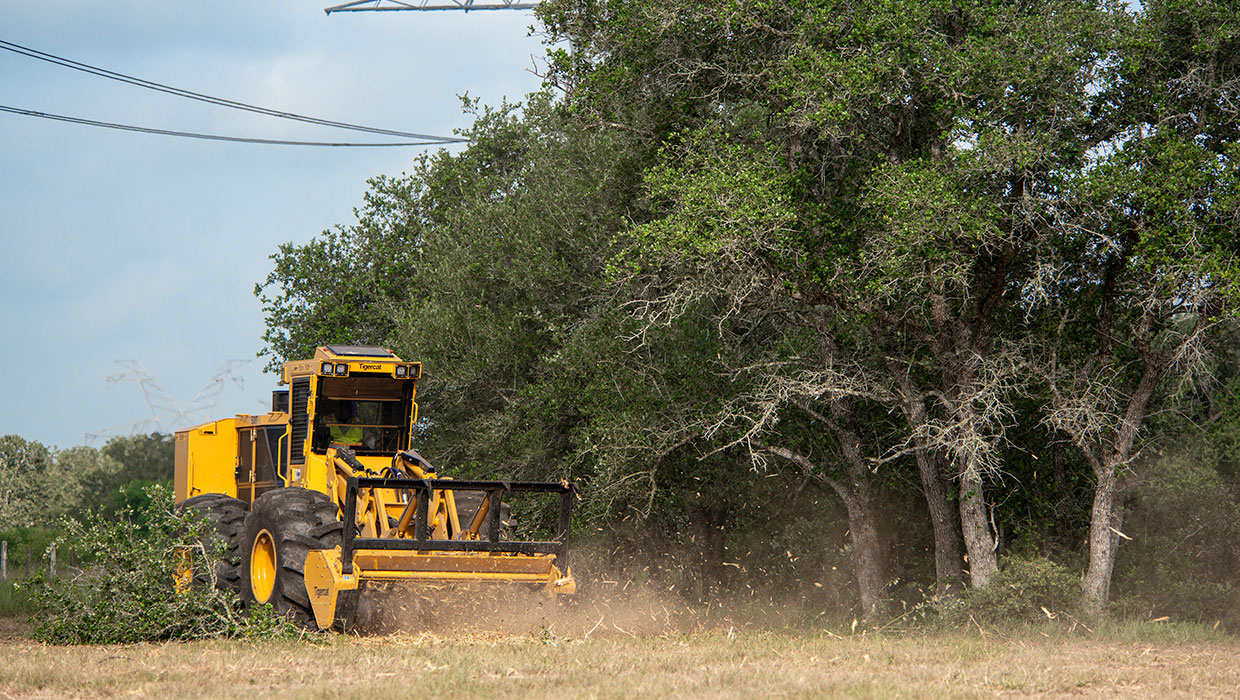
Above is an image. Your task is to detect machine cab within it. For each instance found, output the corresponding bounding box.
[282,345,422,468]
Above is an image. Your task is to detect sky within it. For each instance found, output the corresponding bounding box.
[0,1,546,449]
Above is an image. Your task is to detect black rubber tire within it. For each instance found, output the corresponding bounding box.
[177,493,247,591]
[451,490,516,540]
[241,487,343,626]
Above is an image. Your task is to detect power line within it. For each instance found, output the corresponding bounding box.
[0,104,466,147]
[86,359,266,442]
[0,38,463,143]
[325,0,539,11]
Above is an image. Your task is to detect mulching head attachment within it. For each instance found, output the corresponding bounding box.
[305,469,577,630]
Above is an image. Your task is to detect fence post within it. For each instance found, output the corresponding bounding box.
[1,540,6,580]
[49,542,56,581]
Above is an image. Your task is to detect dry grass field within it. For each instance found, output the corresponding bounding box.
[2,613,1238,699]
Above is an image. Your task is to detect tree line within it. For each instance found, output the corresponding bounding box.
[256,0,1240,622]
[0,433,174,533]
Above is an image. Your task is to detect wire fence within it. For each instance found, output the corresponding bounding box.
[0,541,76,581]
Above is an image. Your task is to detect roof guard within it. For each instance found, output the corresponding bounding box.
[320,345,396,358]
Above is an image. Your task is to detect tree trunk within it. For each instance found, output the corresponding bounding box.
[1082,466,1123,616]
[920,303,1000,589]
[764,443,888,619]
[1081,362,1159,615]
[914,448,964,597]
[826,398,890,620]
[888,364,966,597]
[958,468,998,587]
[843,480,887,620]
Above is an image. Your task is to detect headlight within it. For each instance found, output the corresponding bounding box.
[395,365,407,378]
[335,363,348,375]
[320,362,332,375]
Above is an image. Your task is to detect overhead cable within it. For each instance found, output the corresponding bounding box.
[0,104,467,147]
[325,0,540,12]
[0,38,463,143]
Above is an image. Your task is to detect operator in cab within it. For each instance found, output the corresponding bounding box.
[329,401,363,447]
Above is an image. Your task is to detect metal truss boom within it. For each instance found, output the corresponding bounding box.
[325,0,539,13]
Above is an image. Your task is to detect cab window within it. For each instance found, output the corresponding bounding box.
[311,375,412,455]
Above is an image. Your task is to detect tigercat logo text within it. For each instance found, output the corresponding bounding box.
[359,363,382,370]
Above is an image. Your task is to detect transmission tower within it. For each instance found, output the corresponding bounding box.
[325,0,539,13]
[85,359,264,442]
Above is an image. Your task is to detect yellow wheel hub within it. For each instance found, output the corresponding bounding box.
[250,529,277,604]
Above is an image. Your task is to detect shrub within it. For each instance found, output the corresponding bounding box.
[22,484,309,644]
[932,556,1081,627]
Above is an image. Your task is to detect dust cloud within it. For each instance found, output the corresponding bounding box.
[346,550,819,638]
[352,579,688,638]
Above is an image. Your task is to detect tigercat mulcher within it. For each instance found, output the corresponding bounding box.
[174,345,576,630]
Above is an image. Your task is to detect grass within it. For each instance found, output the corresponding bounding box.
[0,580,32,617]
[2,578,1234,698]
[0,620,1237,699]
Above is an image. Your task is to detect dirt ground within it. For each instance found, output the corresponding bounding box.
[2,612,1238,699]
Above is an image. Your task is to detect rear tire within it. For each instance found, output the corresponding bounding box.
[177,493,246,591]
[241,487,342,626]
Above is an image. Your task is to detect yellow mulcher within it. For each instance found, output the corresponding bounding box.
[174,345,576,630]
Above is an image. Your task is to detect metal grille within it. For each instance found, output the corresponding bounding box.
[289,378,311,465]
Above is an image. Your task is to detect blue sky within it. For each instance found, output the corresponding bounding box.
[0,1,545,448]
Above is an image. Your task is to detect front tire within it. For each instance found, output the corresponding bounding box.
[241,488,342,625]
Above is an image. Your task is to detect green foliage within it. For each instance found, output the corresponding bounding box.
[1,433,176,530]
[633,136,797,259]
[0,526,57,553]
[103,478,164,517]
[251,0,1240,621]
[0,434,51,471]
[376,97,649,484]
[99,432,174,483]
[932,557,1082,627]
[23,484,308,644]
[47,445,118,517]
[255,223,406,373]
[0,527,57,591]
[79,434,175,518]
[0,435,52,528]
[860,157,1005,293]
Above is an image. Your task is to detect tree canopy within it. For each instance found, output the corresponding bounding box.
[0,433,174,530]
[257,0,1240,622]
